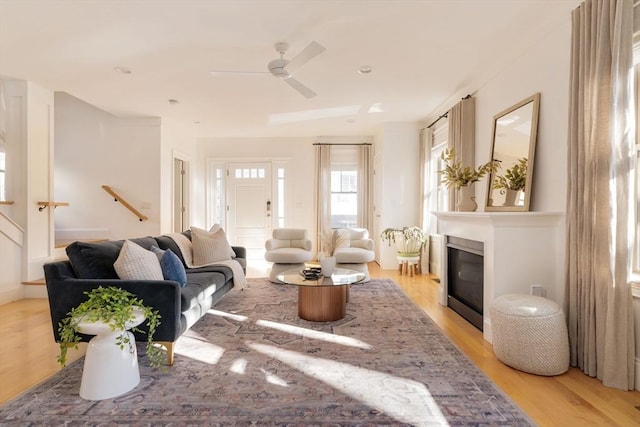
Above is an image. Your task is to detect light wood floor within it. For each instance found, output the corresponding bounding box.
[1,263,639,426]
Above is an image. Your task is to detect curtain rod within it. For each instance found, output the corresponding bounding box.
[426,94,472,129]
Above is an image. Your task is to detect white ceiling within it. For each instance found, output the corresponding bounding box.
[0,0,579,139]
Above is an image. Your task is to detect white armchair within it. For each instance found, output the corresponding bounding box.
[332,228,375,281]
[265,228,313,282]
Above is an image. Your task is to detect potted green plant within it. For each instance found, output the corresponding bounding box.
[380,226,426,256]
[493,157,527,203]
[438,148,499,190]
[57,286,164,369]
[438,148,499,211]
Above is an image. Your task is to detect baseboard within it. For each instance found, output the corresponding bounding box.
[0,286,23,305]
[23,286,47,299]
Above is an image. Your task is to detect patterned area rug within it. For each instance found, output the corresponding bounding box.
[0,278,533,426]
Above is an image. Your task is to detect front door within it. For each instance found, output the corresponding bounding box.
[226,162,272,260]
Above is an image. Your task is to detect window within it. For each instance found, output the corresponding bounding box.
[276,167,285,228]
[330,169,357,228]
[431,119,449,214]
[206,162,226,229]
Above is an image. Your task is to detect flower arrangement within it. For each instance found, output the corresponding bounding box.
[493,157,527,194]
[438,148,499,190]
[57,286,164,369]
[380,226,427,256]
[318,229,335,256]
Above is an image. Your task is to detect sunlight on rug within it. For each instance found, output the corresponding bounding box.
[0,278,533,426]
[248,341,448,425]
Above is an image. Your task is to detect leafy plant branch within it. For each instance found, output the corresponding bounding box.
[438,148,499,190]
[493,157,527,194]
[57,286,164,369]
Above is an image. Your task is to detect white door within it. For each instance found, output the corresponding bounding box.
[226,162,272,260]
[173,158,189,232]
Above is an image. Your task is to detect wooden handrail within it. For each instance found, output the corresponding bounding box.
[0,201,15,205]
[101,185,148,222]
[37,201,70,211]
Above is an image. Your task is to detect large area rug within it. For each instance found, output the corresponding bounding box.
[0,278,533,426]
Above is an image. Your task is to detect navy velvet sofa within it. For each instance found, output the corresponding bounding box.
[44,232,246,365]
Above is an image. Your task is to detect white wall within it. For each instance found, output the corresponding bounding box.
[54,93,162,241]
[469,17,571,303]
[160,121,198,234]
[376,122,421,269]
[474,23,570,214]
[0,80,54,303]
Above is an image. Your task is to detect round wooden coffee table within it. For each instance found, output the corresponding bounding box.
[276,268,365,322]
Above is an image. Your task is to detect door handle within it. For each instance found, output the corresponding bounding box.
[266,200,271,217]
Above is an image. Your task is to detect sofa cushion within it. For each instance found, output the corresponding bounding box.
[181,271,227,311]
[151,246,188,287]
[114,240,164,281]
[154,234,188,266]
[66,240,122,279]
[66,237,159,279]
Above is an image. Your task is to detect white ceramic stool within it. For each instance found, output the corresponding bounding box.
[490,294,569,376]
[77,309,145,400]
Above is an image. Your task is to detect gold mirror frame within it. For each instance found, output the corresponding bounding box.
[485,93,540,212]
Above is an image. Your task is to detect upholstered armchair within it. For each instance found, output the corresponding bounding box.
[332,228,375,281]
[264,228,313,282]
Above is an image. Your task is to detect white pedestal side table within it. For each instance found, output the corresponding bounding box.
[76,308,146,400]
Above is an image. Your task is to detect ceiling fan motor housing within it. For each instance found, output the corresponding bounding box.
[268,58,291,79]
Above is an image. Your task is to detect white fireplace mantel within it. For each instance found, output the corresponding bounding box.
[435,211,564,343]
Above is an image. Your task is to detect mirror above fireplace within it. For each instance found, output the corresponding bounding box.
[485,93,540,211]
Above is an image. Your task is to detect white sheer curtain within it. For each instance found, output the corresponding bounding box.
[314,144,332,252]
[565,0,635,390]
[357,144,373,232]
[447,97,476,211]
[419,127,434,273]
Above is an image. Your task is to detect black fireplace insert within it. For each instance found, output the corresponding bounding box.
[446,236,484,331]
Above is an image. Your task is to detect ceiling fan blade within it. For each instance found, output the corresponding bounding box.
[286,41,325,73]
[209,70,269,76]
[284,78,317,99]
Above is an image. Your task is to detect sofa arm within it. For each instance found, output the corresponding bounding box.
[44,261,183,344]
[231,246,246,259]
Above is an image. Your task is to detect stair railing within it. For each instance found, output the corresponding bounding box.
[101,185,148,222]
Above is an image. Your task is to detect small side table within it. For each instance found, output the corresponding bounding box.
[76,309,146,400]
[397,255,420,276]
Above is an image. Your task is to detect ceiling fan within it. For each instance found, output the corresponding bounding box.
[210,41,326,99]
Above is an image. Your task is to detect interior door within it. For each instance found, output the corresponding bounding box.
[226,162,272,260]
[173,158,188,232]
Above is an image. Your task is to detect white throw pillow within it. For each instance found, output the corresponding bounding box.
[191,225,235,258]
[192,230,232,265]
[114,240,164,280]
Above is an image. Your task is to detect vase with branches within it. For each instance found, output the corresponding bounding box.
[438,148,499,190]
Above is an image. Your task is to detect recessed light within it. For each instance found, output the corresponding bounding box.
[358,65,373,74]
[168,99,179,105]
[113,66,132,74]
[347,118,356,123]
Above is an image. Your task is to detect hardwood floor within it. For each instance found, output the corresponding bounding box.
[1,263,639,426]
